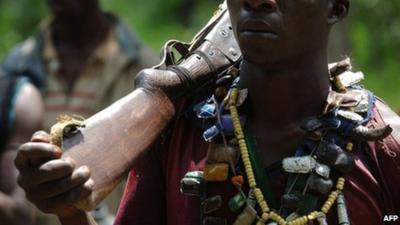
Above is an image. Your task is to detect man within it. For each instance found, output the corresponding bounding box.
[2,0,158,129]
[14,0,400,225]
[2,0,158,224]
[0,70,43,225]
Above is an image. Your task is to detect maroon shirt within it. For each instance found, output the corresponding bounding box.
[114,100,400,225]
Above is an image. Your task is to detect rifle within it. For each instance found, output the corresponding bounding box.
[52,2,241,223]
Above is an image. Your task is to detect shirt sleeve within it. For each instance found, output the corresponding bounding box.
[114,141,167,225]
[367,100,400,212]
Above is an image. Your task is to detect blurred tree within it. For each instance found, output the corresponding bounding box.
[349,0,400,109]
[0,0,45,57]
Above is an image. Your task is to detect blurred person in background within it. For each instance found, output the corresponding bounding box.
[1,0,159,224]
[0,69,43,225]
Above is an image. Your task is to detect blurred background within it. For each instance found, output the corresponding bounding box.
[0,0,399,109]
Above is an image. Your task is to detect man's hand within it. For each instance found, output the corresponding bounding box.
[14,131,94,217]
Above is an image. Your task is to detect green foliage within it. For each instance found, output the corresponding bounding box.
[350,0,400,109]
[0,0,46,57]
[0,0,398,110]
[101,0,219,50]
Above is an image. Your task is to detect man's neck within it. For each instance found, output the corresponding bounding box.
[241,51,331,129]
[239,51,331,165]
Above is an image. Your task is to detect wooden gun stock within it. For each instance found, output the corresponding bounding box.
[56,88,175,211]
[53,3,239,215]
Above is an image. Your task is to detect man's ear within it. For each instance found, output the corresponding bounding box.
[327,0,350,25]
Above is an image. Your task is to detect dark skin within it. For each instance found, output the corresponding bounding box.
[47,0,111,91]
[227,0,349,166]
[11,0,110,221]
[14,0,350,224]
[0,83,43,225]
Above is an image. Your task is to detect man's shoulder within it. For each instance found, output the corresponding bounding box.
[110,15,142,62]
[362,97,400,210]
[2,34,43,66]
[370,98,400,149]
[1,31,46,89]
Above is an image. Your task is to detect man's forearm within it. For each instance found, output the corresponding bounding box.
[58,210,97,225]
[56,88,175,211]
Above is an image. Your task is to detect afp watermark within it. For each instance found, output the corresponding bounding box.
[384,214,399,223]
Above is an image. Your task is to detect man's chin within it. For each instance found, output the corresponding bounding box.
[242,49,276,65]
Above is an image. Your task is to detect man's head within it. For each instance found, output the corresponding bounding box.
[227,0,350,66]
[47,0,100,18]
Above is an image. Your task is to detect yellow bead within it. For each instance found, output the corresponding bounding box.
[235,129,244,136]
[307,214,316,221]
[245,169,254,176]
[246,173,254,180]
[254,188,262,195]
[233,123,241,129]
[346,142,353,151]
[248,175,256,182]
[232,116,241,122]
[255,195,264,203]
[245,169,254,177]
[236,134,244,139]
[247,172,255,179]
[260,202,269,212]
[248,179,256,187]
[239,144,246,150]
[257,220,266,225]
[278,218,286,225]
[262,212,269,220]
[249,183,256,188]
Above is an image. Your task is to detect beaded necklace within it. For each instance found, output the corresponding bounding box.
[229,87,345,225]
[180,66,392,225]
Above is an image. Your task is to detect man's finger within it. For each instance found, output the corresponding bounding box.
[18,158,80,189]
[34,179,94,214]
[31,131,51,143]
[28,166,91,199]
[15,142,63,170]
